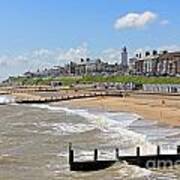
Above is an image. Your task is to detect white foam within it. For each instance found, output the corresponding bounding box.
[30,104,74,113]
[30,104,156,154]
[65,109,156,154]
[116,164,152,179]
[34,122,95,136]
[0,95,15,105]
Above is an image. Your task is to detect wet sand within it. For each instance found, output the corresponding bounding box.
[60,94,180,127]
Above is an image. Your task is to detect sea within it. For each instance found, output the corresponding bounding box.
[0,95,180,180]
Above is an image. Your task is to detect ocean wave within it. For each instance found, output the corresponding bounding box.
[114,163,153,179]
[29,104,157,154]
[33,122,96,136]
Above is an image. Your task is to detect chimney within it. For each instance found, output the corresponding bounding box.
[153,50,158,56]
[163,50,168,54]
[145,51,150,57]
[86,58,90,62]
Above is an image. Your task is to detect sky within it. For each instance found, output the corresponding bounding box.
[0,0,180,80]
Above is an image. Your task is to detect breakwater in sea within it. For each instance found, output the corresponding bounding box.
[15,91,123,104]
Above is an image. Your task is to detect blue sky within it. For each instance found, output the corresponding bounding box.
[0,0,180,80]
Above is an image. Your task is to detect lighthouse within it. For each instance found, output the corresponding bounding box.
[121,46,128,67]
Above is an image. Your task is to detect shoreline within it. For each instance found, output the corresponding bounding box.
[1,90,180,127]
[55,94,180,127]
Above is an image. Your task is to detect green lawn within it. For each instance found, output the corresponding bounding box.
[82,76,180,84]
[7,75,180,86]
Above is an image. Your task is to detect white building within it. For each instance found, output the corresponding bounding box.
[121,47,128,67]
[143,84,180,93]
[129,57,137,74]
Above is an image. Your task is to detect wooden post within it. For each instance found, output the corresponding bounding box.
[115,148,119,160]
[136,147,141,166]
[69,142,72,152]
[156,146,160,168]
[136,147,140,157]
[69,143,74,164]
[177,146,180,154]
[94,149,98,161]
[157,146,160,156]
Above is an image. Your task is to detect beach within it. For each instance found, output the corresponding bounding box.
[6,88,180,127]
[59,93,180,127]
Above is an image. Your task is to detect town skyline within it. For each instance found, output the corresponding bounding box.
[0,46,180,81]
[0,0,180,80]
[2,47,178,84]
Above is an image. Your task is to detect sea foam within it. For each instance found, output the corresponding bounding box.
[29,104,156,155]
[0,95,15,105]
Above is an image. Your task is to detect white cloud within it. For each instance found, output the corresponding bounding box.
[0,43,126,81]
[0,55,29,81]
[114,11,157,30]
[0,43,90,81]
[160,19,169,26]
[100,48,122,63]
[57,44,89,62]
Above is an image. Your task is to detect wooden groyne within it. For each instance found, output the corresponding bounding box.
[0,86,58,95]
[68,143,180,171]
[118,146,180,168]
[15,91,123,104]
[68,143,116,171]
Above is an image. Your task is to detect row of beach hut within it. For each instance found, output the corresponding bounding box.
[143,84,180,93]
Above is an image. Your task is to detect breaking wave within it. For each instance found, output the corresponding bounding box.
[33,122,96,136]
[29,104,157,155]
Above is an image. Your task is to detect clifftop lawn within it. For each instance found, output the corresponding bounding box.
[6,75,180,86]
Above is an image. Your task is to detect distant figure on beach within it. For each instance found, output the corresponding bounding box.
[161,100,165,105]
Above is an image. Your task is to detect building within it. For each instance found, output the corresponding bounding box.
[143,84,180,93]
[67,58,123,76]
[23,71,36,78]
[85,59,100,75]
[157,52,180,76]
[134,51,159,75]
[67,61,76,74]
[134,50,180,76]
[135,59,144,75]
[23,66,68,78]
[121,46,128,67]
[129,57,137,74]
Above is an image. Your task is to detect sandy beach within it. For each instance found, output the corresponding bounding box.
[60,94,180,127]
[7,89,180,127]
[5,90,180,127]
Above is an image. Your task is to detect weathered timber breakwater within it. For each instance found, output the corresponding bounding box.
[15,91,123,104]
[69,143,180,171]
